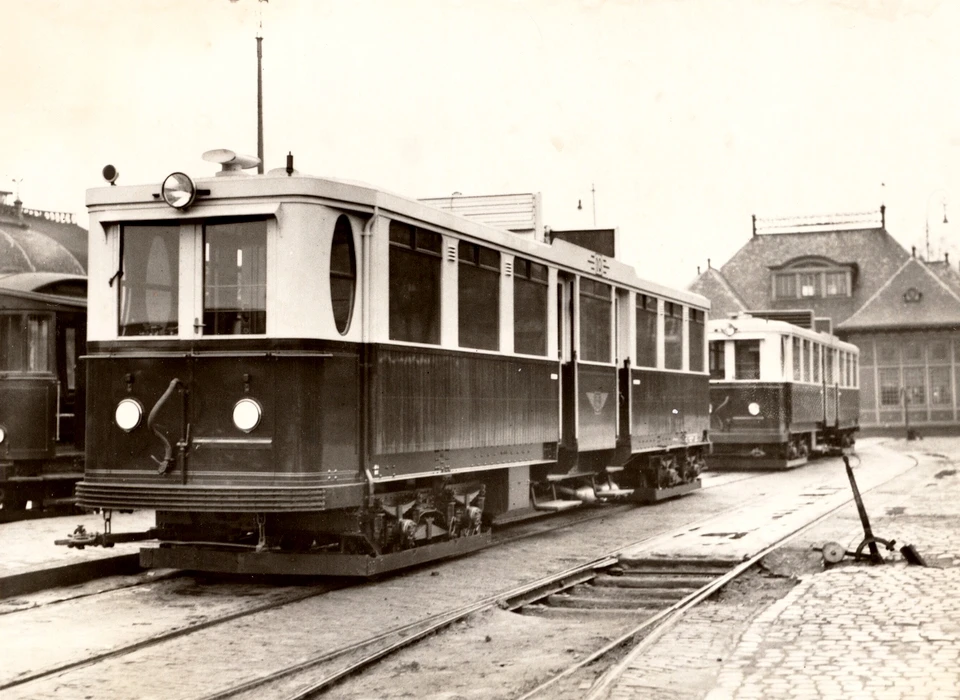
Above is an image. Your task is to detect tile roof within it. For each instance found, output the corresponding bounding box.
[923,259,960,294]
[837,257,960,330]
[687,267,747,319]
[718,227,910,325]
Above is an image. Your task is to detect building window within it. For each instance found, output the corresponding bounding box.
[709,340,725,380]
[663,302,683,370]
[204,220,268,335]
[330,215,356,335]
[689,309,704,372]
[876,342,898,366]
[458,242,500,351]
[878,368,900,407]
[579,278,612,362]
[930,367,952,406]
[775,274,796,299]
[903,341,923,364]
[734,339,760,380]
[513,258,548,356]
[389,222,442,344]
[772,262,852,300]
[930,340,949,364]
[635,294,658,368]
[824,272,848,297]
[904,367,925,406]
[119,224,180,336]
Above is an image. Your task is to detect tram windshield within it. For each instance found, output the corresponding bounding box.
[119,224,180,336]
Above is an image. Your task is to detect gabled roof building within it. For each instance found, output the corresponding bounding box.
[690,207,960,433]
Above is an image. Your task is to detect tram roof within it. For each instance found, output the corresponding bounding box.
[0,271,86,309]
[87,169,709,309]
[707,314,858,352]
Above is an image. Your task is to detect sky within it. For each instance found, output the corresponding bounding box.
[4,0,960,288]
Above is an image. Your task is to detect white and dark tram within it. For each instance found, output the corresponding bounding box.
[62,150,710,576]
[707,314,859,470]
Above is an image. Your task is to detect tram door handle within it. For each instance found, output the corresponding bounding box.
[193,317,205,333]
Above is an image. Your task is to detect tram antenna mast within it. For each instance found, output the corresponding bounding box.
[256,0,266,174]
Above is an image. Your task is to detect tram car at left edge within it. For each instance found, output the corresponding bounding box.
[60,150,710,576]
[0,272,87,518]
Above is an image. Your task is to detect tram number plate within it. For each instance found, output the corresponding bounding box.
[683,433,700,445]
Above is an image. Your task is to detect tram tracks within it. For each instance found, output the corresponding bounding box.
[208,451,919,700]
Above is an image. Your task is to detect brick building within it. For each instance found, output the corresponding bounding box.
[689,208,960,433]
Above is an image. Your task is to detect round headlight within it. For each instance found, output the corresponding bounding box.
[0,425,6,444]
[161,172,197,209]
[747,402,761,416]
[233,398,262,433]
[115,399,144,431]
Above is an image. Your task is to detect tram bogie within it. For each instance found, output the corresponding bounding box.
[63,149,710,576]
[707,315,859,470]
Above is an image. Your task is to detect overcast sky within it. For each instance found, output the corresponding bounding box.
[4,0,960,288]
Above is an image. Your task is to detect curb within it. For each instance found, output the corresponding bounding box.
[0,554,142,599]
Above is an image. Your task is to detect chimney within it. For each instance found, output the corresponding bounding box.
[708,258,712,269]
[912,246,916,258]
[751,214,757,237]
[880,204,886,229]
[946,252,950,264]
[697,265,701,275]
[13,197,23,225]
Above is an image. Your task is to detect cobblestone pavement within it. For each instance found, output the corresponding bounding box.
[612,438,960,700]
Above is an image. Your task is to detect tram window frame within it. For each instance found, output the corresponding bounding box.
[689,309,705,372]
[813,344,822,383]
[389,221,442,345]
[0,313,53,374]
[733,339,760,380]
[663,302,683,370]
[458,241,501,351]
[513,258,548,356]
[330,215,357,336]
[579,278,612,363]
[118,223,180,337]
[708,340,725,380]
[635,294,658,368]
[203,218,268,336]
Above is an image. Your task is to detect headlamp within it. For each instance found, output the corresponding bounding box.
[161,172,197,209]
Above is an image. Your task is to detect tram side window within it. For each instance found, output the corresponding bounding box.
[792,337,801,381]
[802,339,811,382]
[514,258,548,356]
[119,224,179,336]
[734,339,760,380]
[204,219,268,335]
[825,348,834,384]
[635,294,657,368]
[330,215,357,335]
[459,242,500,350]
[579,279,612,362]
[689,309,704,372]
[0,314,51,372]
[813,344,822,383]
[708,340,725,380]
[663,302,683,370]
[389,222,441,345]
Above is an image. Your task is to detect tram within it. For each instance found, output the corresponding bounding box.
[707,314,859,470]
[60,150,710,576]
[0,272,86,517]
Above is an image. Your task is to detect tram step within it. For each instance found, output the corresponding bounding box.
[533,499,582,512]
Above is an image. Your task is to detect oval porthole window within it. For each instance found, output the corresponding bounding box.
[330,215,356,335]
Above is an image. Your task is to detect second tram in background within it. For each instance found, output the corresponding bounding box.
[0,272,87,519]
[707,314,859,470]
[60,149,710,577]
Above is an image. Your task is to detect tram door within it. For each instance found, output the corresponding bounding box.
[558,274,576,452]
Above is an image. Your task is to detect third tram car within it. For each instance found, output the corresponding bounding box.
[707,314,859,470]
[0,272,86,518]
[61,150,710,576]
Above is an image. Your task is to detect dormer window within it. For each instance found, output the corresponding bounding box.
[772,258,852,300]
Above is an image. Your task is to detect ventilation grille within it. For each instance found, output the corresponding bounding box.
[446,244,457,263]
